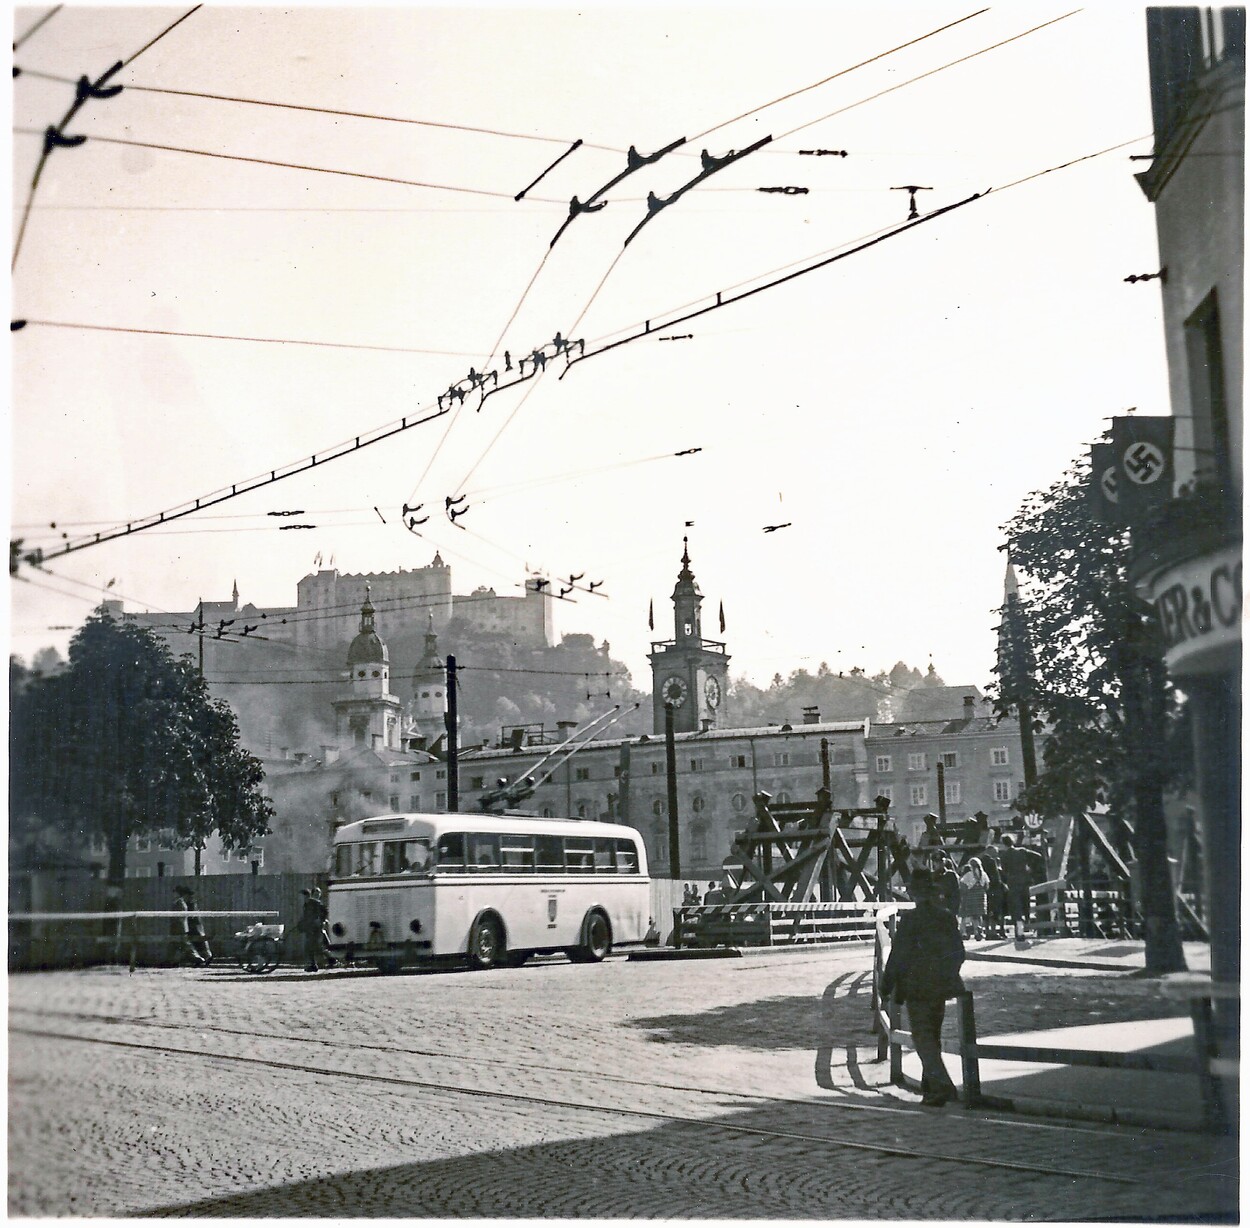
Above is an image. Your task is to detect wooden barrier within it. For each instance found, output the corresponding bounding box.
[677,900,903,950]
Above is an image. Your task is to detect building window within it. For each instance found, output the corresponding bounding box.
[690,825,707,861]
[910,783,927,807]
[613,765,621,778]
[330,791,340,808]
[878,785,893,804]
[409,795,419,810]
[731,792,748,812]
[773,752,790,767]
[940,752,958,769]
[691,795,706,813]
[734,755,747,769]
[390,771,400,784]
[89,834,106,855]
[994,780,1012,802]
[410,771,421,782]
[1185,290,1232,495]
[651,763,663,775]
[690,758,704,772]
[436,770,446,780]
[542,808,554,818]
[944,781,961,804]
[134,836,151,853]
[435,790,447,808]
[157,832,176,852]
[907,753,926,772]
[389,795,399,810]
[875,755,892,773]
[652,799,665,817]
[776,791,792,804]
[577,802,589,818]
[575,767,591,782]
[362,790,372,800]
[991,748,1009,766]
[470,776,484,790]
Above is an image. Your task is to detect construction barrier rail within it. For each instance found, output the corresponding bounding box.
[1029,879,1130,938]
[676,900,905,950]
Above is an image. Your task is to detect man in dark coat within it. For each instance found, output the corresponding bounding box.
[879,868,966,1106]
[174,885,212,966]
[298,888,332,972]
[979,848,1006,938]
[998,835,1045,939]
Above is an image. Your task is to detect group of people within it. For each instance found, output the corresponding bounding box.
[682,880,727,906]
[173,884,336,973]
[918,834,1044,942]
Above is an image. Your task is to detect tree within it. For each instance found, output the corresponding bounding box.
[996,452,1187,973]
[9,612,273,888]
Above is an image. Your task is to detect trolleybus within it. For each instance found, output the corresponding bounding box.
[327,812,650,972]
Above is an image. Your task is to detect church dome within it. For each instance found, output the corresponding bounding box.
[346,590,388,666]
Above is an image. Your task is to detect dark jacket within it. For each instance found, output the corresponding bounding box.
[880,901,966,1004]
[999,845,1044,889]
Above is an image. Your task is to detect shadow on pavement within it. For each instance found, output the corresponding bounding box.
[625,971,878,1053]
[132,1093,1237,1221]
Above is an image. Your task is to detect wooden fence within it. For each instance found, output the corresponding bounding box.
[9,872,325,969]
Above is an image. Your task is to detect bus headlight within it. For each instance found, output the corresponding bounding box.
[409,919,422,934]
[331,923,346,937]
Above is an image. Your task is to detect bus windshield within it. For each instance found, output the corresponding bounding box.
[335,837,432,877]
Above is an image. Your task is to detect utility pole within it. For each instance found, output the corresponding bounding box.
[937,761,947,823]
[445,654,459,813]
[617,741,631,827]
[195,598,204,877]
[820,738,831,794]
[665,702,681,877]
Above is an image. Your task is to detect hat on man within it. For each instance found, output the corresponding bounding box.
[310,888,321,899]
[301,888,312,896]
[173,885,192,897]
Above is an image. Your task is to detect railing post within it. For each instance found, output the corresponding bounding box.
[1190,994,1227,1132]
[888,1001,903,1084]
[958,991,982,1107]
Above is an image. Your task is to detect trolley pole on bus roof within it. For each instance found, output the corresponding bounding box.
[445,654,459,813]
[665,701,681,877]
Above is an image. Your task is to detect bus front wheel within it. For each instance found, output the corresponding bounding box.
[467,916,504,970]
[570,911,611,964]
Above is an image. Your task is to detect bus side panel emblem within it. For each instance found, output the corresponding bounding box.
[548,897,558,927]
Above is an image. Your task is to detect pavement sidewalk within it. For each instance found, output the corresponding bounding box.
[897,939,1226,1131]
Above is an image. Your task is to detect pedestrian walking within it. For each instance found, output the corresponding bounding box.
[980,847,1006,937]
[936,854,962,917]
[879,868,966,1107]
[297,887,332,972]
[173,885,212,967]
[999,836,1043,940]
[959,857,989,939]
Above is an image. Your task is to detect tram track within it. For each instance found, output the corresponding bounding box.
[11,1019,1159,1189]
[2,1002,1176,1141]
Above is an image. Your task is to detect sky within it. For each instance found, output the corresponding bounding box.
[9,3,1173,694]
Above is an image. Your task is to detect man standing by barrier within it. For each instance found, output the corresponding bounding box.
[879,868,966,1107]
[173,885,212,967]
[999,835,1044,940]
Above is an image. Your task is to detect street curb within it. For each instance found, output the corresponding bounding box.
[628,939,873,963]
[967,951,1135,973]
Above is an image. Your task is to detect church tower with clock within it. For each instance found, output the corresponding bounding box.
[648,538,731,735]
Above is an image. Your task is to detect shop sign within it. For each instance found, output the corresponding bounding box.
[1151,543,1242,670]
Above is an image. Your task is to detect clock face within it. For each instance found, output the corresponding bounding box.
[661,675,689,707]
[704,676,721,708]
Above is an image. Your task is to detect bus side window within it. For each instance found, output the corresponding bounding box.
[536,835,564,874]
[437,833,464,870]
[501,835,535,871]
[382,841,407,875]
[593,838,615,874]
[334,845,354,877]
[613,838,639,874]
[470,833,500,870]
[565,837,594,874]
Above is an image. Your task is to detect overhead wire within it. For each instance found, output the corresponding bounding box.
[11,5,200,270]
[690,7,989,142]
[13,5,62,51]
[13,318,491,358]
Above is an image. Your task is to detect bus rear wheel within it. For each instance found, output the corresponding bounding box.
[569,911,611,963]
[467,916,504,970]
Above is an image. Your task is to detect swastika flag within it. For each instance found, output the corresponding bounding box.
[1087,442,1126,526]
[1110,415,1174,524]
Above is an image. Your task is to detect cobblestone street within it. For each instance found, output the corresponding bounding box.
[8,947,1237,1218]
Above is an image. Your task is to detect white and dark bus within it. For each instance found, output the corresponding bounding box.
[327,812,650,972]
